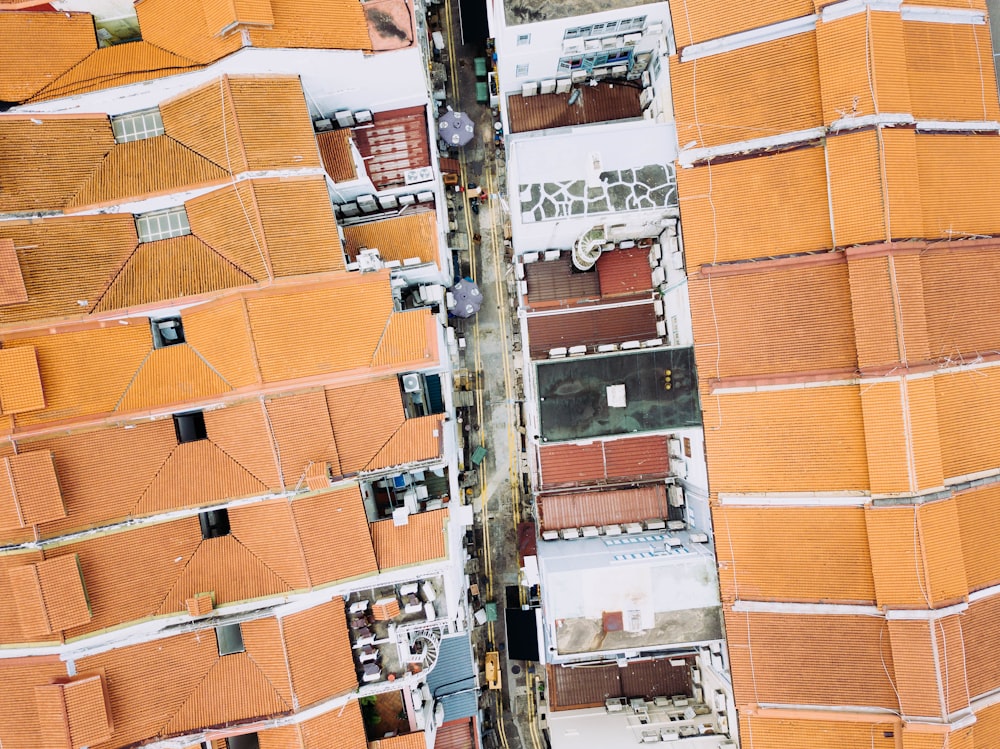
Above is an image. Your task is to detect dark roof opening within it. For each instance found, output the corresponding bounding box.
[216,623,245,656]
[173,411,207,444]
[199,508,230,539]
[151,317,185,348]
[226,731,259,749]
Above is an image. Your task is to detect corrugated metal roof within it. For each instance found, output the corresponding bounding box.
[352,106,430,189]
[506,82,641,134]
[537,485,668,531]
[433,719,476,749]
[524,255,600,307]
[526,303,657,357]
[538,435,670,490]
[548,657,692,711]
[427,633,478,723]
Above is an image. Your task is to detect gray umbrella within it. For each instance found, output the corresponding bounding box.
[438,110,476,146]
[449,278,483,318]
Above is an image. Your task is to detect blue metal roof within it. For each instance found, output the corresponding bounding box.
[427,633,478,722]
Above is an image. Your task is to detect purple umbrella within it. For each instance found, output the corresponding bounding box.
[438,110,476,146]
[449,278,483,317]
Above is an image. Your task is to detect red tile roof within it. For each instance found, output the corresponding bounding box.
[0,450,65,531]
[506,82,642,134]
[595,248,654,297]
[538,435,671,490]
[8,554,90,637]
[434,719,476,749]
[526,303,658,357]
[370,507,448,570]
[34,674,113,749]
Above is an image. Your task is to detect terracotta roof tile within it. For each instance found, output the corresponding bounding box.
[67,136,228,210]
[0,450,65,531]
[507,83,642,134]
[670,0,813,49]
[917,133,1000,239]
[0,12,95,102]
[962,594,1000,697]
[247,0,372,51]
[672,32,822,150]
[366,414,443,471]
[203,0,276,35]
[186,592,214,616]
[725,608,899,709]
[903,21,1000,122]
[137,0,244,64]
[370,507,448,570]
[372,733,427,749]
[282,599,358,707]
[538,485,669,531]
[292,485,378,584]
[94,234,253,315]
[689,261,856,381]
[38,42,203,102]
[182,295,261,388]
[594,248,653,297]
[229,499,310,589]
[204,399,283,487]
[343,210,439,266]
[373,308,436,369]
[0,238,27,306]
[240,615,293,704]
[156,532,294,614]
[433,720,476,749]
[0,346,45,415]
[352,107,430,189]
[702,386,869,493]
[247,274,394,382]
[887,619,949,717]
[934,367,1000,479]
[0,657,68,749]
[252,177,345,276]
[956,483,1000,592]
[714,505,875,605]
[35,674,113,749]
[318,128,358,182]
[0,216,139,324]
[185,183,270,280]
[859,378,944,494]
[298,698,367,748]
[51,522,200,637]
[5,325,151,428]
[737,715,899,749]
[160,75,322,174]
[865,502,968,609]
[9,554,91,636]
[372,597,400,620]
[265,390,340,487]
[118,343,232,412]
[676,146,832,268]
[326,378,404,473]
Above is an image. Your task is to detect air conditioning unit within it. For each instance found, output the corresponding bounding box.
[313,118,333,132]
[639,88,653,108]
[611,65,628,76]
[522,82,538,97]
[571,70,588,82]
[602,36,618,49]
[623,32,642,45]
[584,38,601,51]
[334,109,355,127]
[605,698,625,712]
[651,267,666,286]
[643,108,655,120]
[402,373,422,393]
[555,78,572,93]
[647,23,663,36]
[669,438,682,458]
[354,109,373,123]
[357,194,378,212]
[404,166,434,185]
[671,251,684,271]
[540,79,556,94]
[668,484,685,507]
[357,248,383,272]
[340,202,360,217]
[563,39,584,54]
[398,194,417,206]
[416,191,435,203]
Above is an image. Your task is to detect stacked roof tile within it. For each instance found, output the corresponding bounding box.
[670,1,1000,743]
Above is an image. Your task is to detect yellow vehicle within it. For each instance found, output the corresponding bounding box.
[485,650,501,691]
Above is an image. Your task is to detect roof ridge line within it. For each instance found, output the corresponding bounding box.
[244,647,295,712]
[88,239,143,314]
[166,133,232,177]
[111,344,155,414]
[129,443,179,517]
[209,439,273,496]
[152,537,203,618]
[228,532,296,594]
[186,339,237,390]
[362,415,410,472]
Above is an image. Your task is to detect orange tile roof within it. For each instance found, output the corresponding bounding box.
[34,674,113,749]
[703,386,869,493]
[203,0,276,35]
[326,378,405,474]
[672,32,822,151]
[737,714,900,749]
[0,12,95,102]
[367,414,444,471]
[865,502,968,608]
[714,505,876,605]
[137,0,244,64]
[185,183,271,282]
[342,211,440,266]
[370,507,448,570]
[297,698,367,748]
[292,485,378,585]
[0,346,45,415]
[917,133,1000,239]
[0,238,27,305]
[725,608,899,709]
[956,483,1000,592]
[119,343,232,412]
[0,450,65,531]
[953,594,1000,697]
[265,390,341,487]
[282,599,358,707]
[8,554,91,636]
[372,733,427,749]
[185,592,215,616]
[247,0,372,51]
[318,128,358,182]
[0,116,113,214]
[670,0,813,49]
[373,308,436,369]
[66,135,229,211]
[160,75,323,174]
[934,366,1000,479]
[689,259,857,381]
[677,146,833,267]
